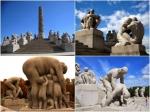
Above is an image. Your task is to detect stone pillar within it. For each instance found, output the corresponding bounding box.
[38,6,44,39]
[75,29,105,50]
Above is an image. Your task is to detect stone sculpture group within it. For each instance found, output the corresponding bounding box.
[115,17,144,46]
[3,77,23,99]
[22,57,69,109]
[1,57,71,110]
[75,63,130,107]
[76,9,147,55]
[135,87,145,97]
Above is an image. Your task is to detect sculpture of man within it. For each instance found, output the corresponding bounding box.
[81,9,100,29]
[75,63,83,85]
[4,77,21,98]
[127,17,144,44]
[115,17,144,46]
[135,87,139,97]
[100,78,130,106]
[80,67,96,84]
[104,67,128,90]
[139,87,145,97]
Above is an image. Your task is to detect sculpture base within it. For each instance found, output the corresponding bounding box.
[111,44,148,55]
[75,29,105,50]
[75,84,99,106]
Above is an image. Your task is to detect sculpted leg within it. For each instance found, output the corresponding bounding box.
[31,82,39,108]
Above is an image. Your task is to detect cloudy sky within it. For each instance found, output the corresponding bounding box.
[0,56,75,81]
[75,0,149,53]
[76,56,149,88]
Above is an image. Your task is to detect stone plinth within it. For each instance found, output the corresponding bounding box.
[7,44,20,53]
[2,99,25,107]
[111,44,148,55]
[62,43,75,52]
[75,29,105,50]
[76,84,99,106]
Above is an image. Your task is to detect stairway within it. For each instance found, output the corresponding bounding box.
[15,39,64,54]
[76,40,110,55]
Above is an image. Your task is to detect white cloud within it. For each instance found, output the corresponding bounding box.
[142,36,150,54]
[142,63,150,79]
[0,56,75,81]
[128,75,135,79]
[131,2,148,12]
[75,9,86,20]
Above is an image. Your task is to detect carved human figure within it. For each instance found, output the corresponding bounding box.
[22,57,67,109]
[115,17,144,46]
[11,34,18,44]
[127,17,144,44]
[75,63,83,85]
[80,67,96,84]
[37,76,48,109]
[4,77,21,98]
[104,67,128,90]
[101,78,130,106]
[135,88,139,97]
[81,9,100,29]
[61,33,69,43]
[139,87,145,97]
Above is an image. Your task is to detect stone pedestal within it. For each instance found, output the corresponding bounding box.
[7,44,20,53]
[75,29,105,50]
[111,44,148,55]
[62,43,75,52]
[2,99,25,107]
[75,84,99,106]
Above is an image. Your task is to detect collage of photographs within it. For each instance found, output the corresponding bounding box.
[0,0,149,112]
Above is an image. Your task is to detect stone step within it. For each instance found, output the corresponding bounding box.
[15,39,64,53]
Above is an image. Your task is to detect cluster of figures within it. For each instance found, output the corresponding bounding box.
[2,77,24,99]
[115,17,144,46]
[22,57,70,109]
[48,30,75,45]
[75,63,96,84]
[75,63,131,106]
[2,32,33,47]
[1,57,72,110]
[135,87,145,97]
[80,9,144,48]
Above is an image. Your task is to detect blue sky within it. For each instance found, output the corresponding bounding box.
[1,1,74,42]
[75,0,149,52]
[76,56,149,88]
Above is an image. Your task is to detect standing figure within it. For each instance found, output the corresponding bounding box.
[37,76,48,109]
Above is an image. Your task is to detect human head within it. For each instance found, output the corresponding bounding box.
[132,17,138,21]
[120,66,128,74]
[84,67,89,72]
[75,63,80,72]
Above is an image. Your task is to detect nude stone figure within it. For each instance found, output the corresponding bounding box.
[22,57,67,108]
[75,63,83,85]
[80,67,96,84]
[104,67,128,90]
[81,9,100,29]
[139,87,145,97]
[135,87,139,97]
[37,76,48,109]
[4,77,21,98]
[100,78,130,106]
[115,17,144,46]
